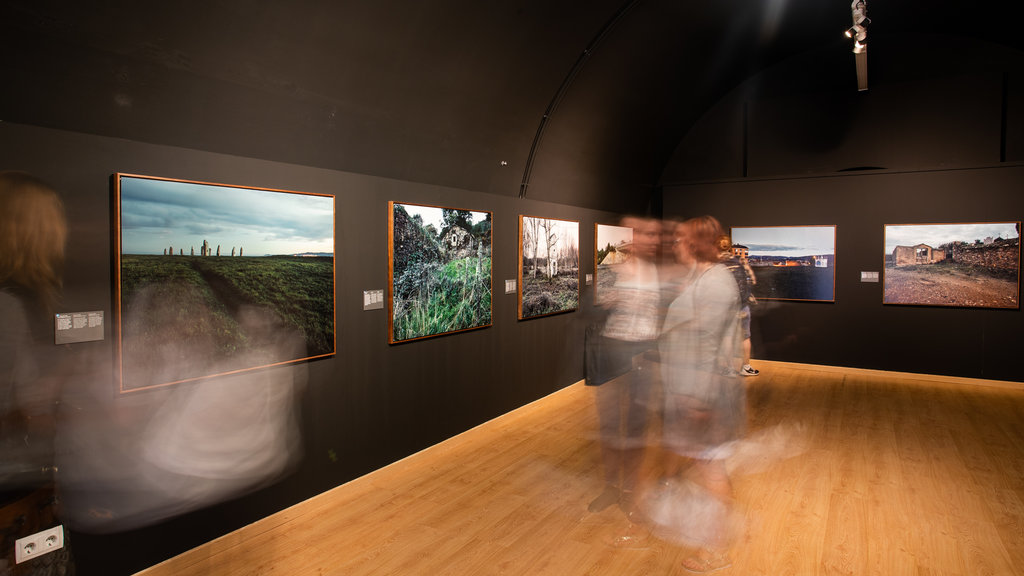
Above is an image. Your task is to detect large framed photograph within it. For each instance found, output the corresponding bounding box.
[729,225,836,302]
[114,173,336,393]
[388,201,492,343]
[519,215,580,319]
[595,223,633,299]
[883,222,1020,308]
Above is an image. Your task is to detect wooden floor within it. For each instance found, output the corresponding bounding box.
[138,362,1024,576]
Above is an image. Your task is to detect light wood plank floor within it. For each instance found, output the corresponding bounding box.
[138,362,1024,576]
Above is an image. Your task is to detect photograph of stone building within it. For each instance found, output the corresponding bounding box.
[883,222,1020,307]
[891,243,946,266]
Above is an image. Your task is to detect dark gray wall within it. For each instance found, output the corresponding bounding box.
[0,121,616,575]
[4,17,1022,575]
[663,168,1023,382]
[660,35,1024,383]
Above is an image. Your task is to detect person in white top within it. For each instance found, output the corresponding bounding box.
[586,216,663,526]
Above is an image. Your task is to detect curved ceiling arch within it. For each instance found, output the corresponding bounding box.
[1,0,1018,213]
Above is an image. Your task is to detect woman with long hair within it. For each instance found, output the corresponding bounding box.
[653,215,745,573]
[0,170,72,573]
[0,171,67,313]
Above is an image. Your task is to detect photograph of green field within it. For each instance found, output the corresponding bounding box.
[883,222,1020,308]
[746,264,835,301]
[389,202,492,343]
[519,216,580,319]
[730,225,836,302]
[116,174,335,392]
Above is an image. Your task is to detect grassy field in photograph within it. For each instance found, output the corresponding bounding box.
[752,266,834,301]
[119,254,334,388]
[391,256,492,341]
[390,203,492,342]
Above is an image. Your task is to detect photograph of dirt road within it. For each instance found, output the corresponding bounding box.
[883,222,1020,308]
[116,174,335,391]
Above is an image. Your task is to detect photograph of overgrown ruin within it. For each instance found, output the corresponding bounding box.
[730,225,836,302]
[115,174,335,392]
[883,222,1020,308]
[519,216,580,319]
[389,202,492,343]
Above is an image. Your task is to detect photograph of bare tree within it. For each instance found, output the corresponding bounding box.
[389,201,492,343]
[883,222,1020,308]
[115,173,335,392]
[518,215,580,319]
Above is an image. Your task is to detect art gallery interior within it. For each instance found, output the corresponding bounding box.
[1,0,1022,574]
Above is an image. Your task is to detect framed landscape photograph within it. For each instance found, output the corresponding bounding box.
[519,215,580,319]
[883,222,1020,308]
[388,201,492,343]
[595,223,633,299]
[114,173,336,393]
[729,225,836,302]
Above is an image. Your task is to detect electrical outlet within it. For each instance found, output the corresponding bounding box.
[14,525,64,564]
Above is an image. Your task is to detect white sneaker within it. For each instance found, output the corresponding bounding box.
[741,365,759,376]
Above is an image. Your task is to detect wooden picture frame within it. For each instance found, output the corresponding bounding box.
[595,223,633,302]
[388,201,492,343]
[114,173,335,392]
[518,215,580,319]
[883,222,1020,308]
[729,225,837,302]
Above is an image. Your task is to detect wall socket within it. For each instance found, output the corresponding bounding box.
[15,525,64,564]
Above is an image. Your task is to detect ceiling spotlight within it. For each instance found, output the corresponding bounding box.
[846,0,869,91]
[851,0,868,25]
[844,0,869,39]
[847,24,867,43]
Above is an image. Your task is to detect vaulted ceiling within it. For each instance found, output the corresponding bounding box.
[1,0,1019,213]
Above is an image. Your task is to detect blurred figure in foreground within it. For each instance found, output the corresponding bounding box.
[585,216,663,522]
[718,235,758,377]
[57,297,307,535]
[648,216,745,573]
[0,171,74,574]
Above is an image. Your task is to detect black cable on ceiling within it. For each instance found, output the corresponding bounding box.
[518,0,641,199]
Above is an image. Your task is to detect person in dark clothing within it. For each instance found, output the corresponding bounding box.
[718,235,758,376]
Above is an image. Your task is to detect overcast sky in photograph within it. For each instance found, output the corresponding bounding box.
[119,176,335,256]
[522,216,579,259]
[731,226,835,257]
[884,222,1020,253]
[398,203,488,235]
[597,223,632,250]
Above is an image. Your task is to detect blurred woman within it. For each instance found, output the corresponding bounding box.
[653,216,744,573]
[0,171,71,573]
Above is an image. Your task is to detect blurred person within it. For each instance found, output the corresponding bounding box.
[0,171,74,574]
[718,235,758,377]
[56,294,307,534]
[585,216,663,524]
[649,216,745,573]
